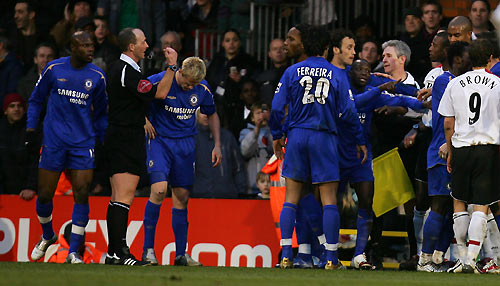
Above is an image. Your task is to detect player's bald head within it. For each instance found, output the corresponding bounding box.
[351,59,370,69]
[448,16,472,43]
[448,16,472,31]
[71,30,92,46]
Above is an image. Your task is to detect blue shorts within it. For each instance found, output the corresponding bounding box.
[282,128,339,183]
[39,146,95,171]
[427,165,451,196]
[339,159,374,193]
[147,136,195,187]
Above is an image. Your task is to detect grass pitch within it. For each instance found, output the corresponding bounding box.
[1,262,497,286]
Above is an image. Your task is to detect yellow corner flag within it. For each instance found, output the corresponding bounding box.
[372,147,414,217]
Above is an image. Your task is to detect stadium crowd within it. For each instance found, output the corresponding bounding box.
[1,0,500,272]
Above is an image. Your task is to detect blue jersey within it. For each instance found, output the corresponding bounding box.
[27,57,107,149]
[147,71,216,138]
[427,71,454,169]
[269,56,364,145]
[338,84,424,168]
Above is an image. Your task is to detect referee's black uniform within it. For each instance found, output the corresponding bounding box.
[104,55,158,177]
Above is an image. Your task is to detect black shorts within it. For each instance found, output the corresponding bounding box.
[103,125,146,177]
[450,144,500,205]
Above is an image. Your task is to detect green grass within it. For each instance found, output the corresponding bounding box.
[0,262,497,286]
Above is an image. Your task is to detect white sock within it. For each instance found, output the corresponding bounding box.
[418,252,432,264]
[453,211,470,261]
[298,243,311,255]
[482,213,497,260]
[432,250,445,264]
[467,211,487,265]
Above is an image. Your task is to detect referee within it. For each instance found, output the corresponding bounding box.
[104,27,177,266]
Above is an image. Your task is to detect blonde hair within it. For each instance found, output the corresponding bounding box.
[181,57,206,82]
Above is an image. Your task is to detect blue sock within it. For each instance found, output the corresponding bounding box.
[299,194,323,236]
[172,208,188,257]
[323,205,340,264]
[295,205,312,259]
[435,212,454,253]
[143,200,162,250]
[495,214,500,233]
[280,202,297,259]
[68,204,89,253]
[354,208,373,256]
[413,208,426,255]
[36,199,54,240]
[421,210,444,254]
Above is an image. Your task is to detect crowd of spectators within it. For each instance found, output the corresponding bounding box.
[0,0,498,205]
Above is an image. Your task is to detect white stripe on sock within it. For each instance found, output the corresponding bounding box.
[324,243,338,251]
[280,238,293,246]
[72,224,85,235]
[37,215,52,224]
[298,244,311,254]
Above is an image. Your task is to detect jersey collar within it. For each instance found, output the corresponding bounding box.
[120,53,141,72]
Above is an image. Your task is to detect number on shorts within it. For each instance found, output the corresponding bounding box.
[300,76,330,104]
[469,92,481,125]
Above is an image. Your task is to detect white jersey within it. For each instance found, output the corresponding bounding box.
[402,72,424,119]
[421,66,445,127]
[438,69,500,147]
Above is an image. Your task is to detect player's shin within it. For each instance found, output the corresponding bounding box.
[68,203,89,254]
[354,208,373,257]
[143,201,162,250]
[280,202,297,260]
[172,208,188,257]
[323,205,340,265]
[453,211,470,261]
[36,199,55,240]
[466,211,487,265]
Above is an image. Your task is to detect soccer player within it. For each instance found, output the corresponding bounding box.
[447,16,473,44]
[417,41,470,272]
[141,57,222,266]
[270,24,367,270]
[341,59,429,269]
[27,31,107,264]
[438,38,500,273]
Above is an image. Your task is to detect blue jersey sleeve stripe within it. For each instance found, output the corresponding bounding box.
[89,68,106,80]
[42,63,64,77]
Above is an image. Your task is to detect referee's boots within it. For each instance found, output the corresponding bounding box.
[105,247,151,266]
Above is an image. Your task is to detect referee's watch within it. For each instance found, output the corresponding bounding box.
[166,64,178,72]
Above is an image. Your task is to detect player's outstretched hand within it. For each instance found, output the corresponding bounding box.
[422,99,432,109]
[212,145,222,167]
[357,145,368,164]
[372,72,394,80]
[378,79,401,93]
[417,88,432,101]
[164,47,178,65]
[273,138,285,160]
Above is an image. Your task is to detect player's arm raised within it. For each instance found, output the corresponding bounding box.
[154,47,178,99]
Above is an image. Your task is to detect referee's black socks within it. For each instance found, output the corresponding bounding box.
[107,201,131,256]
